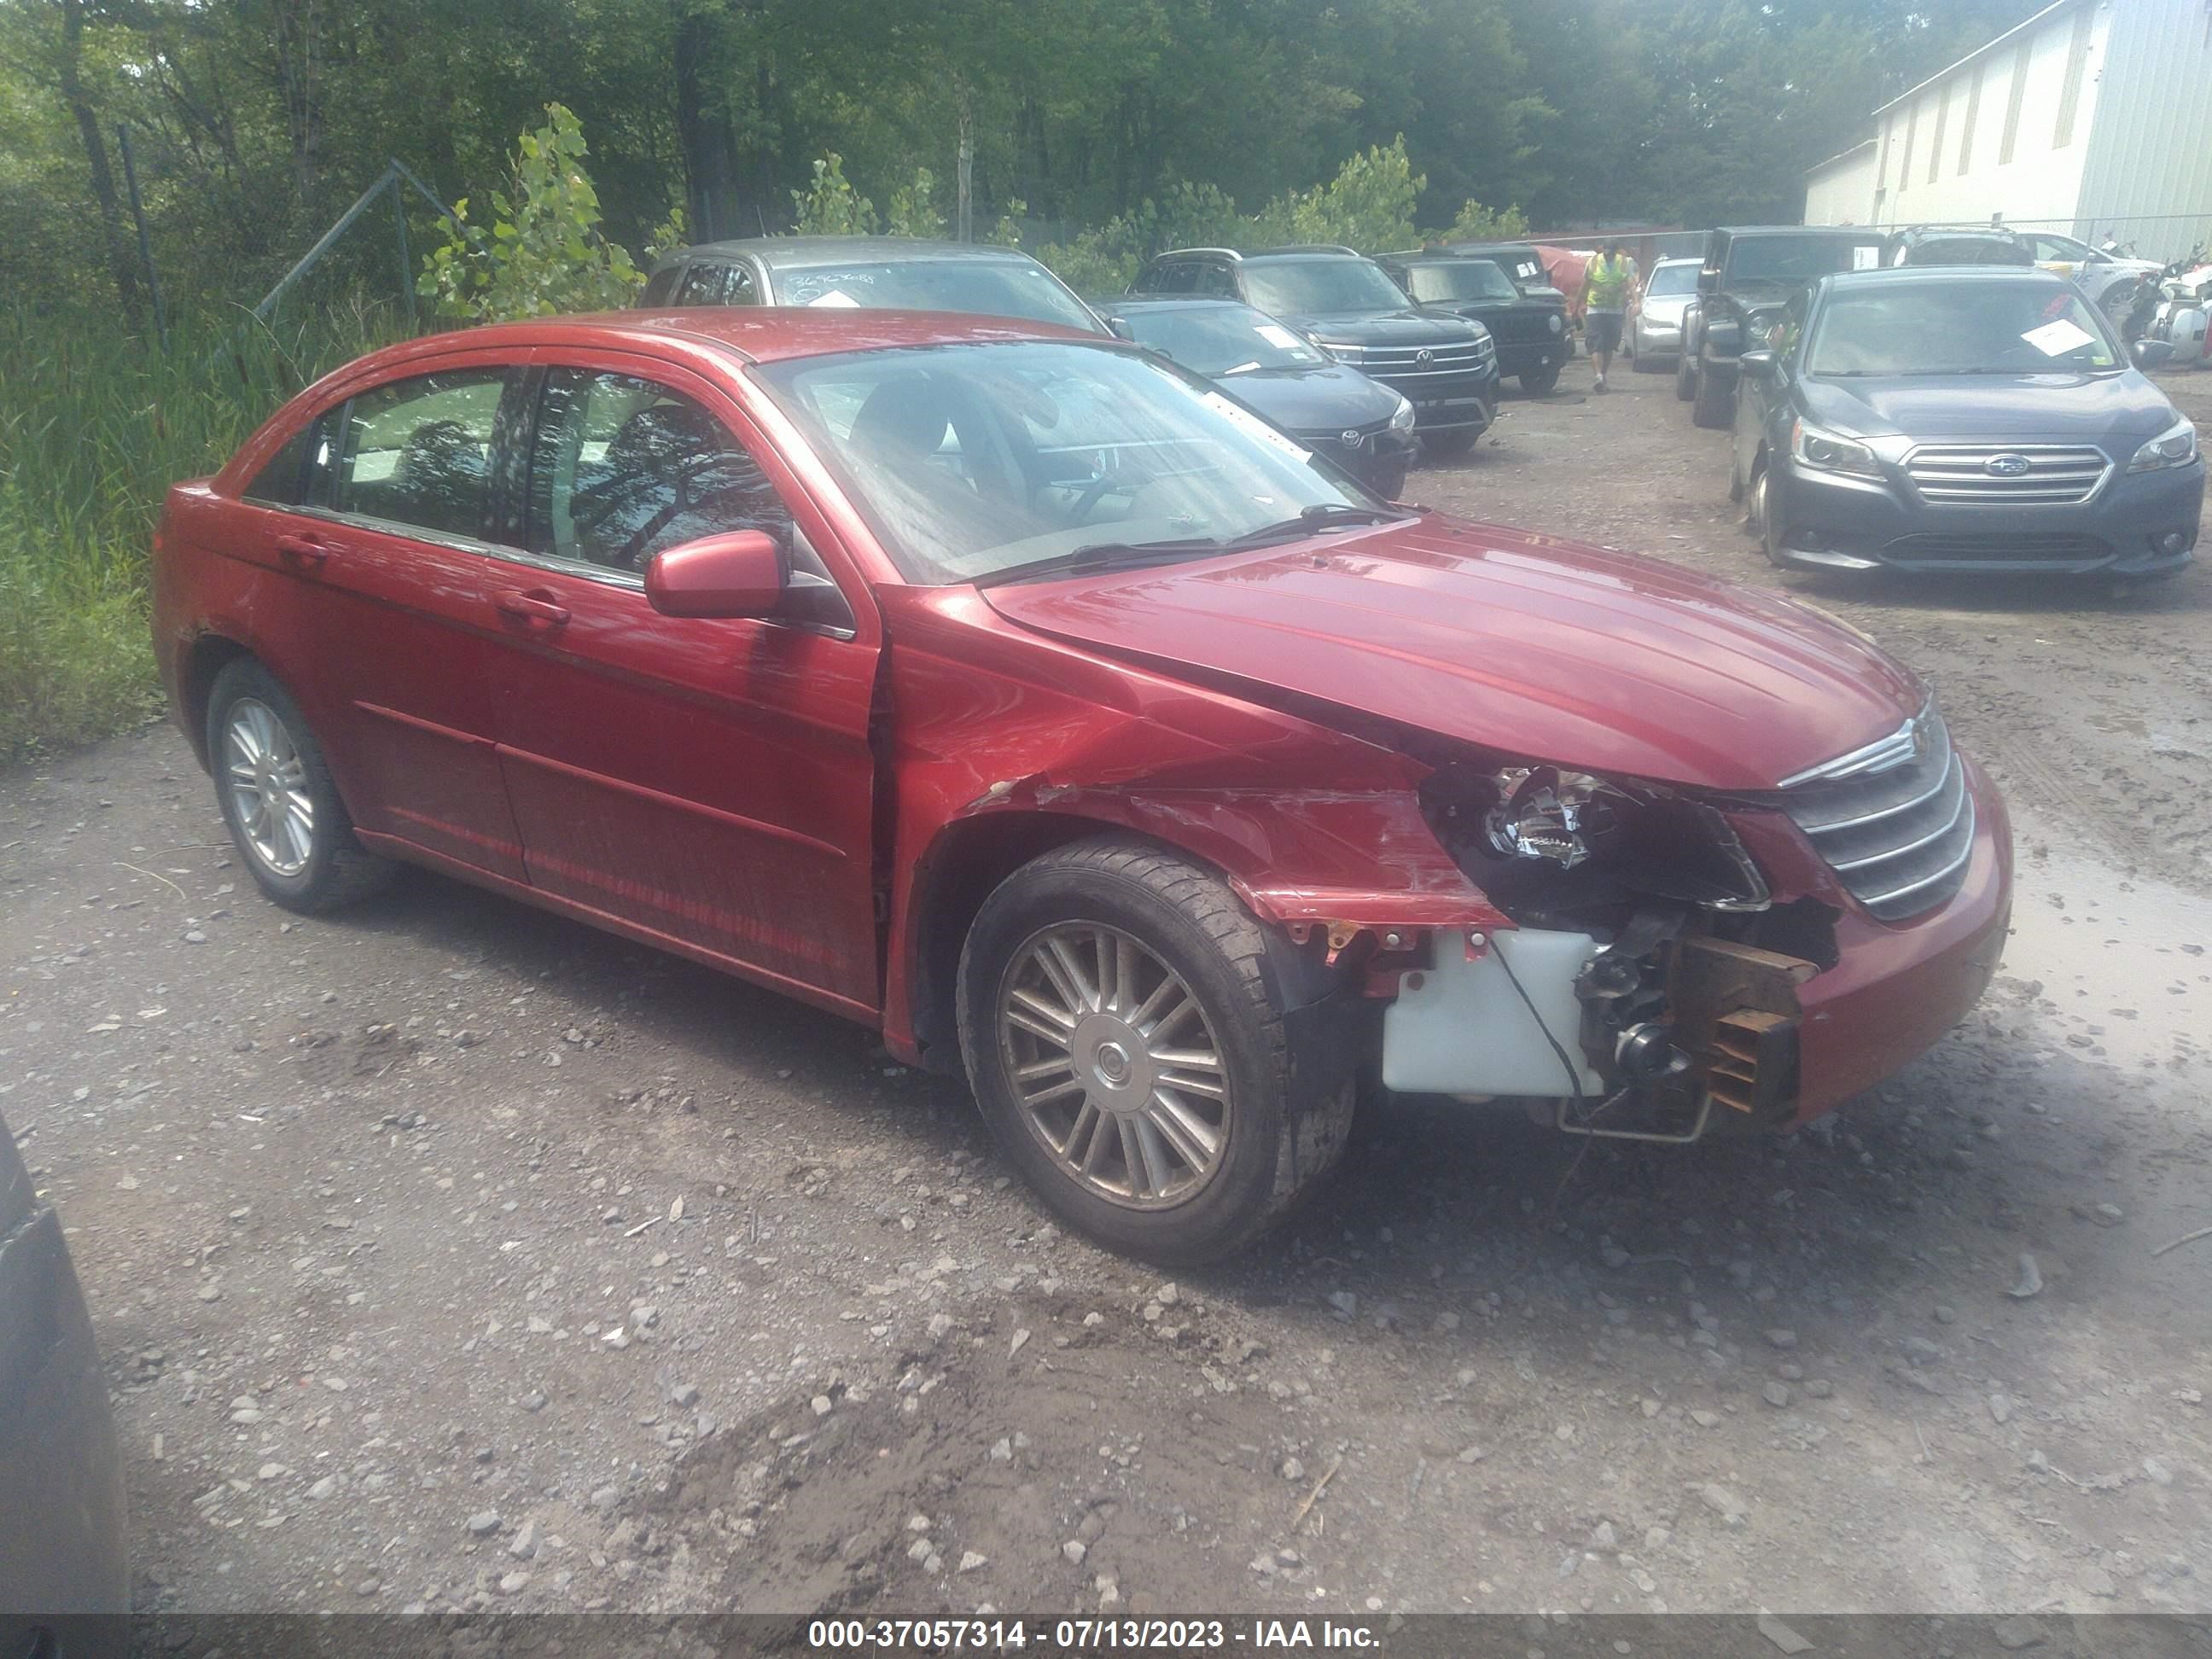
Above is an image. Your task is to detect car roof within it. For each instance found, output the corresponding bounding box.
[370,309,1104,370]
[1818,267,2069,294]
[1101,295,1249,310]
[658,236,1057,273]
[1718,224,1887,239]
[1374,249,1499,264]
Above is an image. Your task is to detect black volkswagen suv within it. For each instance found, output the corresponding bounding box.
[1377,249,1571,393]
[1129,247,1500,454]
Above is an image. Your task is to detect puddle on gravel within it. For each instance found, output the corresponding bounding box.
[2004,824,2212,1077]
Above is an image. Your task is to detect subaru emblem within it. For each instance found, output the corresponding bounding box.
[1985,453,2032,477]
[1340,429,1364,448]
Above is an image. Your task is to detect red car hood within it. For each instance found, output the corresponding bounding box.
[978,515,1924,791]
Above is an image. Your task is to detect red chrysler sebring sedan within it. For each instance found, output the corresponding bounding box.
[152,310,2011,1262]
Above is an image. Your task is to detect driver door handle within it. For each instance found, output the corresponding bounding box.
[492,588,571,630]
[274,532,333,572]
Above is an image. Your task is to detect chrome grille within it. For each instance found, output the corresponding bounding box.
[1330,339,1494,375]
[1903,444,2109,506]
[1777,709,1975,922]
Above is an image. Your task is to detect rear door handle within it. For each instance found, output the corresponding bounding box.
[274,532,332,572]
[492,588,571,629]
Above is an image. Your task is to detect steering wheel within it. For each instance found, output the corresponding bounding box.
[1069,473,1122,522]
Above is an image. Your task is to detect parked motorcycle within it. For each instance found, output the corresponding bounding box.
[2149,255,2212,368]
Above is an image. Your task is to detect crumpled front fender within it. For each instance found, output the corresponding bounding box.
[874,587,1505,1065]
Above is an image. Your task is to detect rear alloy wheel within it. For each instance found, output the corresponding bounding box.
[958,838,1352,1263]
[206,659,393,913]
[1519,364,1561,395]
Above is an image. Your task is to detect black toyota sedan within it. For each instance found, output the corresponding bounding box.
[1127,247,1499,454]
[1,1109,129,1655]
[1732,267,2201,579]
[1096,295,1419,496]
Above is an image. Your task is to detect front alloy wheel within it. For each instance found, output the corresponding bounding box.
[998,922,1229,1208]
[958,836,1354,1263]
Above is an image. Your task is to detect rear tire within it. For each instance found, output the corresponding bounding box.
[1691,358,1734,428]
[206,659,394,914]
[956,837,1352,1265]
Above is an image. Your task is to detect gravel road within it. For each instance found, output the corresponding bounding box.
[3,355,2208,1627]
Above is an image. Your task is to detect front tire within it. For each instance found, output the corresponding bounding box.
[206,658,393,913]
[1749,463,1788,568]
[956,838,1351,1264]
[1675,349,1698,402]
[1422,427,1481,459]
[1519,364,1561,395]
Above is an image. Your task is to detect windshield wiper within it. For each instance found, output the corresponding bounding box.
[970,536,1222,589]
[971,504,1408,588]
[1218,502,1411,550]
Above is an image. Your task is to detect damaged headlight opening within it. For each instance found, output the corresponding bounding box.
[1429,760,1772,916]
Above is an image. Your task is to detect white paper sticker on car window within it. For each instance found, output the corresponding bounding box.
[2021,317,2096,356]
[806,288,862,308]
[1852,246,1881,270]
[1255,323,1303,350]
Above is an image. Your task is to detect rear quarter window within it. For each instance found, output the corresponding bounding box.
[242,415,337,508]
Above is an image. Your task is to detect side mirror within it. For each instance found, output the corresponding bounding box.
[2133,338,2174,369]
[644,529,783,619]
[1739,349,1778,381]
[1104,315,1135,341]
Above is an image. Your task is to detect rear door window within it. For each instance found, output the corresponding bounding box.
[332,370,507,541]
[677,262,757,306]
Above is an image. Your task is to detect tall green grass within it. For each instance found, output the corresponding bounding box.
[0,300,405,762]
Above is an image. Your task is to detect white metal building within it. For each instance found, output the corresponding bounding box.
[1802,0,2212,259]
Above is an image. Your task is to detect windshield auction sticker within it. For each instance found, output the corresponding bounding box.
[2020,317,2096,356]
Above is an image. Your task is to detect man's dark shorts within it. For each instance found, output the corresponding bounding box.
[1586,311,1624,355]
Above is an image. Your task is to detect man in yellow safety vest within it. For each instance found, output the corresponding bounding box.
[1583,240,1636,392]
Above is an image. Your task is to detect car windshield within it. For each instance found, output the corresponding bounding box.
[771,259,1101,333]
[1238,259,1409,316]
[1644,263,1698,297]
[1115,305,1328,375]
[1806,282,2122,375]
[1726,236,1887,285]
[758,341,1379,584]
[1403,262,1519,304]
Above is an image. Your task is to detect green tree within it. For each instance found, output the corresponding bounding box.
[417,104,649,323]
